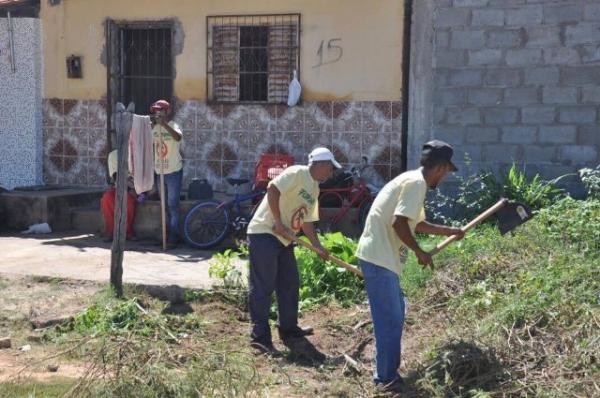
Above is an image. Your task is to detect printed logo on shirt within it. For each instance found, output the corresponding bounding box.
[298,188,316,206]
[290,206,308,231]
[155,141,168,159]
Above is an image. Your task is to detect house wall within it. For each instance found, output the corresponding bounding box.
[409,0,599,193]
[41,0,404,101]
[0,17,43,190]
[40,0,405,189]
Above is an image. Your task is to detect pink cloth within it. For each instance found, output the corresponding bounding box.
[128,115,154,194]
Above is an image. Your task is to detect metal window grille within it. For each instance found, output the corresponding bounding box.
[121,27,173,115]
[207,14,300,104]
[107,21,174,118]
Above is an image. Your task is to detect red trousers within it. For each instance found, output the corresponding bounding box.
[101,187,137,237]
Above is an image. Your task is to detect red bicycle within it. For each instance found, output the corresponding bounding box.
[317,167,379,234]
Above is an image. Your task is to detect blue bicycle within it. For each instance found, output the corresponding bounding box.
[183,178,265,249]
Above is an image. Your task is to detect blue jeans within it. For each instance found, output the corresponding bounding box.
[359,259,405,384]
[156,169,182,241]
[248,234,299,345]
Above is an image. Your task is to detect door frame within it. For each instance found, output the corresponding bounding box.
[105,19,175,149]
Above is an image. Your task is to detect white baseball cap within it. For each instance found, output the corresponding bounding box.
[308,147,342,169]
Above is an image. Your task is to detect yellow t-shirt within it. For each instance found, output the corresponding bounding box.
[247,165,320,246]
[153,121,183,174]
[356,168,427,275]
[108,149,118,178]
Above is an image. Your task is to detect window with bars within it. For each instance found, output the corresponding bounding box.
[207,14,300,103]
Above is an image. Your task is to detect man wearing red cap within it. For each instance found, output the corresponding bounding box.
[150,99,183,246]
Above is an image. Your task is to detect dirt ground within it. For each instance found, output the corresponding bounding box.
[0,275,101,383]
[0,274,447,397]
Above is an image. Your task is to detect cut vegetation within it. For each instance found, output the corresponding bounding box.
[0,166,598,397]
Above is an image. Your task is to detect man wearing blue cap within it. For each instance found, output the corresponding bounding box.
[357,140,465,393]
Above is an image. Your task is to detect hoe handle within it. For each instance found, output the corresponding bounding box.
[294,238,364,277]
[430,198,508,256]
[273,226,364,277]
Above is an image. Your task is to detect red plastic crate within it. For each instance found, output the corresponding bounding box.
[254,154,295,189]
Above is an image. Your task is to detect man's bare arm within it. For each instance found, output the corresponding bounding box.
[393,216,432,266]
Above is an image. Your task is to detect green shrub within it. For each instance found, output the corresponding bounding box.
[579,165,600,199]
[427,170,497,225]
[205,233,365,310]
[295,232,365,309]
[487,164,565,209]
[428,163,565,224]
[208,249,244,290]
[536,196,600,257]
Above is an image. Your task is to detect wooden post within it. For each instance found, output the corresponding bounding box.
[159,130,167,251]
[110,102,134,297]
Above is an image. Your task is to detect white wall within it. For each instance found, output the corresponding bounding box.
[0,17,42,189]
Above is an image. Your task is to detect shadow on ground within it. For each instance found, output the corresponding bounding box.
[1,232,213,262]
[282,336,328,366]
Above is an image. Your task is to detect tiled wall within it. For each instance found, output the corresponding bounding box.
[42,99,109,186]
[42,99,403,190]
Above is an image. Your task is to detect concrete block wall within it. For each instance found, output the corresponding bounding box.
[431,0,600,182]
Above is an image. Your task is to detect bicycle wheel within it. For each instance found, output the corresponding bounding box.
[183,201,230,249]
[228,193,263,247]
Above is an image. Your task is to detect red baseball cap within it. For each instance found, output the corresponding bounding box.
[150,99,170,113]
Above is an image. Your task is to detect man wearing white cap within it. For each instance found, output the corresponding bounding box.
[246,147,340,354]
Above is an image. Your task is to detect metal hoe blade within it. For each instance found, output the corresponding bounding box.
[495,201,534,235]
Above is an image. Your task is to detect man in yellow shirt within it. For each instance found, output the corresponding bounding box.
[356,140,465,392]
[246,147,340,354]
[150,100,183,246]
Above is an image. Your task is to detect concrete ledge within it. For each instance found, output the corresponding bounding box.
[0,186,105,231]
[73,199,206,239]
[2,185,365,241]
[72,200,363,241]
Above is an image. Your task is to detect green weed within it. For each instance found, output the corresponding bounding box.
[537,196,600,256]
[427,163,566,224]
[208,249,245,290]
[0,378,74,398]
[295,232,364,309]
[579,165,600,198]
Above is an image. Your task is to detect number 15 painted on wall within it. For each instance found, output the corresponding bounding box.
[313,38,343,68]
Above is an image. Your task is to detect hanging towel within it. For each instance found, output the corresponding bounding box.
[128,115,154,194]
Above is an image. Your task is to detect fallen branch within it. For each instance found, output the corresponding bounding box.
[343,354,362,374]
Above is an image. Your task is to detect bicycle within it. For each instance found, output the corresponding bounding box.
[317,166,380,234]
[183,154,294,249]
[183,178,264,249]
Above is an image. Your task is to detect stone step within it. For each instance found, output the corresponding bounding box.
[70,206,103,233]
[70,201,363,242]
[71,199,201,240]
[0,186,105,231]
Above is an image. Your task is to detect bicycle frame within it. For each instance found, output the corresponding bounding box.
[319,180,374,227]
[217,190,265,216]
